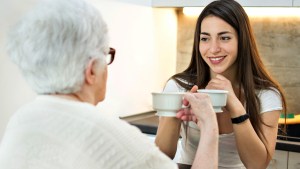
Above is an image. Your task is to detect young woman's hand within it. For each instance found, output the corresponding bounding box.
[206,74,241,113]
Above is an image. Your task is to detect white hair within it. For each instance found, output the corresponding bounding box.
[7,0,109,94]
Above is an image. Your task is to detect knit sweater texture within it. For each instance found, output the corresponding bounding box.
[0,95,177,169]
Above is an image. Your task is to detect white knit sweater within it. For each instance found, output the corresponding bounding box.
[0,95,177,169]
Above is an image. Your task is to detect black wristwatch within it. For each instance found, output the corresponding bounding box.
[231,114,249,124]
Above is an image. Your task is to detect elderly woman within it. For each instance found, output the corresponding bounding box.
[0,0,219,169]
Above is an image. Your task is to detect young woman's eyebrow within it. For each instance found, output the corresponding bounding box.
[200,32,210,36]
[200,31,233,36]
[218,31,232,35]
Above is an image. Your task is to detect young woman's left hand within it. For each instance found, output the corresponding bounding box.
[206,74,240,111]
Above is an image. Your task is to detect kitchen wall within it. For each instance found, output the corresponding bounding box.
[177,9,300,114]
[0,0,177,141]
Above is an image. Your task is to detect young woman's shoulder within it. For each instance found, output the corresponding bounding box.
[163,79,187,92]
[257,87,283,113]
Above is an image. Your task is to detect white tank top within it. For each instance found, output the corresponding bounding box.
[163,79,283,168]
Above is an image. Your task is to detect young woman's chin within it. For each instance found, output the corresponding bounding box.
[211,68,227,75]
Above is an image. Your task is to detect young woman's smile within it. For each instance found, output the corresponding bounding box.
[208,55,226,64]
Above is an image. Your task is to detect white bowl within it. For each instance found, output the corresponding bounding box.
[152,92,185,117]
[197,89,228,112]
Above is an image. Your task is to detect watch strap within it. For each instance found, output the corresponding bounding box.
[231,114,249,124]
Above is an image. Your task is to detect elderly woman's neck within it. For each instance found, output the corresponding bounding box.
[54,92,97,105]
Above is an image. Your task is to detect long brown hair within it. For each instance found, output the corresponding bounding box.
[172,0,287,159]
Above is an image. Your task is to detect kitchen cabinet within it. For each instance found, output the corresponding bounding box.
[236,0,292,7]
[152,0,212,7]
[267,151,300,169]
[267,150,288,169]
[293,0,300,6]
[288,152,300,169]
[152,0,293,7]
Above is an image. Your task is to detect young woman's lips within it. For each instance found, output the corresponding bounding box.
[208,56,226,64]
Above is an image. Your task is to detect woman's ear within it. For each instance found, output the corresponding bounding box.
[84,58,98,85]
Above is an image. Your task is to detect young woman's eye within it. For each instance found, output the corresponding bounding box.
[221,36,231,41]
[200,37,209,42]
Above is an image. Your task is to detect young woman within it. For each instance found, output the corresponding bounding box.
[155,0,286,168]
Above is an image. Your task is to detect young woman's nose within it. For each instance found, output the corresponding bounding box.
[209,40,221,54]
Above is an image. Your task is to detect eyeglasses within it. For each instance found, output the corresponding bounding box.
[106,47,115,65]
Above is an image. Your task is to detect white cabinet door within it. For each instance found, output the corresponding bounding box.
[152,0,213,7]
[294,0,300,6]
[152,0,293,7]
[237,0,292,7]
[267,150,288,169]
[288,152,300,169]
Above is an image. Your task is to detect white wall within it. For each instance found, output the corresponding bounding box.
[0,0,177,141]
